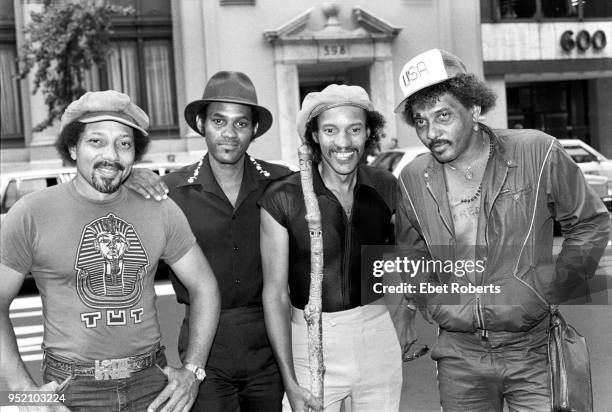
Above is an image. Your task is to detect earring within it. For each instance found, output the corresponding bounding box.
[473,123,479,131]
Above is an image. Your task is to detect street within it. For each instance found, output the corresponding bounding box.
[10,240,612,411]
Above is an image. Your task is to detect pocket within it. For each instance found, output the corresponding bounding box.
[498,185,532,200]
[152,363,169,382]
[429,330,465,361]
[42,363,73,394]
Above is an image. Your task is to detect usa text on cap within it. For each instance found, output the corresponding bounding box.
[394,49,467,113]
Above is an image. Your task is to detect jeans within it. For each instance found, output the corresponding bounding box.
[43,353,168,412]
[432,319,551,412]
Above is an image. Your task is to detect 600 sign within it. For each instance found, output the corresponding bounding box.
[561,30,607,52]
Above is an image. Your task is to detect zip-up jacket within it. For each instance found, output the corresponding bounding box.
[396,125,609,333]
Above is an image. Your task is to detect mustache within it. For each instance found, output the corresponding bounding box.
[428,139,451,150]
[93,160,125,171]
[328,146,359,154]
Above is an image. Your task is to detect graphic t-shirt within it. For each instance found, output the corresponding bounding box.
[0,182,195,361]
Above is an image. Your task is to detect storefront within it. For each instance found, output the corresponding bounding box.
[480,0,612,156]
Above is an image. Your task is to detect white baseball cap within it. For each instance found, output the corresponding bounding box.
[394,49,467,113]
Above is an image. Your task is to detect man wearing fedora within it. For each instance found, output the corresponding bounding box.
[130,71,291,411]
[0,90,221,411]
[394,49,609,411]
[259,84,403,412]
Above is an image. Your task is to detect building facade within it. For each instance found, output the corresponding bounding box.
[481,0,612,157]
[1,0,610,170]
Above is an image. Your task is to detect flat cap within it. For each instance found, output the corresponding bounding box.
[296,84,374,140]
[394,49,467,113]
[60,90,149,135]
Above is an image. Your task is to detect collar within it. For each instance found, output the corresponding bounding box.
[312,163,374,197]
[177,153,277,189]
[481,123,517,169]
[420,123,518,183]
[418,124,519,235]
[177,153,280,209]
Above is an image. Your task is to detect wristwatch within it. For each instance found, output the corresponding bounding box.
[183,363,206,382]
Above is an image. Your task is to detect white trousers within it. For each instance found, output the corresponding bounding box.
[284,301,402,412]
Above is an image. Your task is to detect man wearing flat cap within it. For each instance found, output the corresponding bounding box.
[131,71,291,411]
[0,90,221,411]
[259,84,403,411]
[394,49,609,411]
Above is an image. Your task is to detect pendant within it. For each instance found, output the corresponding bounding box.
[465,168,473,181]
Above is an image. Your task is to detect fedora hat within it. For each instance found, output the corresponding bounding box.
[184,71,273,139]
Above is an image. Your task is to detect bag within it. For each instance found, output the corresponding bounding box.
[548,307,593,412]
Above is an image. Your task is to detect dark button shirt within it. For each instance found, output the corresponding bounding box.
[161,154,291,309]
[259,164,396,312]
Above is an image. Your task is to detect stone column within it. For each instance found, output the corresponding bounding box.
[176,0,208,152]
[483,76,508,129]
[369,55,396,150]
[274,62,300,166]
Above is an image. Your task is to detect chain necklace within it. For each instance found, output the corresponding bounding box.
[446,139,491,181]
[453,140,494,204]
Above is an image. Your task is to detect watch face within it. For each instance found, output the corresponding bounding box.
[195,368,205,380]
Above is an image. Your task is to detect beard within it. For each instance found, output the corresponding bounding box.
[91,161,126,193]
[92,175,122,193]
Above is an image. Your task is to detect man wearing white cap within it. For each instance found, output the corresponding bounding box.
[394,49,609,411]
[0,90,220,411]
[259,84,403,411]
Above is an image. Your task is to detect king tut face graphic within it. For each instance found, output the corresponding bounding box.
[75,213,149,309]
[95,232,129,260]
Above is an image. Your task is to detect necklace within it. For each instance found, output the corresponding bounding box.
[453,140,494,204]
[459,185,482,204]
[446,138,493,181]
[448,164,475,181]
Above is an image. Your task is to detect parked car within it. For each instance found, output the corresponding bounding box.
[0,162,185,223]
[370,143,612,211]
[559,139,612,181]
[1,159,298,295]
[368,146,428,178]
[0,162,187,295]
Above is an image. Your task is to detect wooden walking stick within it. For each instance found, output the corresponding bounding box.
[298,143,325,409]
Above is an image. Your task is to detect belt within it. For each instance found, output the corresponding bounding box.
[43,344,165,381]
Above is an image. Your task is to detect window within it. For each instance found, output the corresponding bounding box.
[563,146,598,163]
[482,0,612,21]
[86,0,178,137]
[506,80,590,141]
[582,0,612,18]
[0,44,22,142]
[220,0,256,5]
[0,0,23,145]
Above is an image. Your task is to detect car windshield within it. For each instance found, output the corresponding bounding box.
[563,146,598,164]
